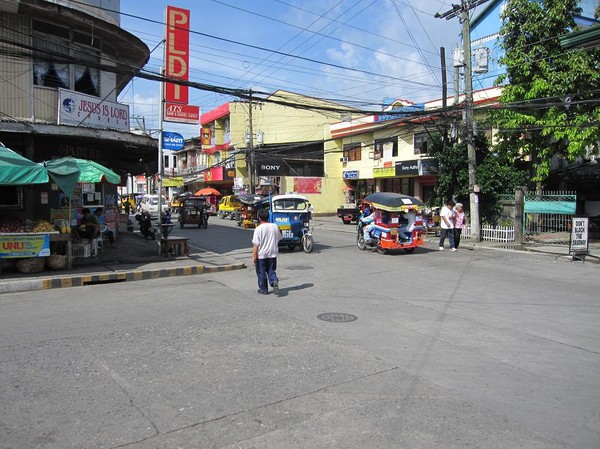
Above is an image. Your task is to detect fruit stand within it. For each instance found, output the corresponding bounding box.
[0,218,72,273]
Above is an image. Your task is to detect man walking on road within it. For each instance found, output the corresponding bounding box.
[252,208,282,295]
[439,199,456,251]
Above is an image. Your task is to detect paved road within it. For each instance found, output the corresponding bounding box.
[1,220,598,448]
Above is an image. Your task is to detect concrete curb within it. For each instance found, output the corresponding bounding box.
[0,262,247,294]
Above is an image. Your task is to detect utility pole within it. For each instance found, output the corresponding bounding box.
[435,0,488,242]
[247,89,255,194]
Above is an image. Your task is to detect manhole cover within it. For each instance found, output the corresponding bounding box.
[317,313,358,323]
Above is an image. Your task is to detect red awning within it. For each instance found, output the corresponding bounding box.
[201,103,230,125]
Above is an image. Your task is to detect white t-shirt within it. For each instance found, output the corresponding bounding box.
[440,206,455,229]
[252,222,281,259]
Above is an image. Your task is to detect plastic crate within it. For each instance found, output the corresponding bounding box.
[72,243,91,258]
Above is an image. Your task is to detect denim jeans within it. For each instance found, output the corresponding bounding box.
[255,257,278,292]
[439,228,455,248]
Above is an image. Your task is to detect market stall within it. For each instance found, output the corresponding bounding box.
[0,150,121,274]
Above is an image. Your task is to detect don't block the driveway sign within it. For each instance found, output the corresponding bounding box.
[569,217,589,256]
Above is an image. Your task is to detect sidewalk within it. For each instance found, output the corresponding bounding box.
[0,230,246,294]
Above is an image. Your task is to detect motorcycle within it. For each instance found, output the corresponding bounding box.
[135,211,156,240]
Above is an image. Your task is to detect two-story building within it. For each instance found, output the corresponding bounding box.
[0,0,156,218]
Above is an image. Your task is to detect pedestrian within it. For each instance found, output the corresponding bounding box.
[307,202,314,221]
[439,199,456,251]
[453,202,465,249]
[94,208,115,245]
[252,208,282,296]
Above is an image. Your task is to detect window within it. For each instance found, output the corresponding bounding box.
[343,143,361,161]
[414,132,432,155]
[374,138,398,159]
[32,21,101,97]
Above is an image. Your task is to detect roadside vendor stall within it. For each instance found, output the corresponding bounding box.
[0,149,121,274]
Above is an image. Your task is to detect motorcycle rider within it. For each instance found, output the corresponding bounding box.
[359,207,376,243]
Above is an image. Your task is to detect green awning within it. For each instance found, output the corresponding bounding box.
[0,145,49,185]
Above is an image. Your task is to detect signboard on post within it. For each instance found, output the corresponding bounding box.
[164,103,200,124]
[165,6,190,104]
[569,217,589,256]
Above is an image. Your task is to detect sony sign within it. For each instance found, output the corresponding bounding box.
[257,159,284,176]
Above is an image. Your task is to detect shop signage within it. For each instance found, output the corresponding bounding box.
[343,170,359,179]
[162,131,185,150]
[58,89,129,131]
[0,234,50,258]
[294,177,322,194]
[373,167,395,178]
[396,160,419,176]
[205,166,224,182]
[374,104,424,123]
[164,103,200,124]
[419,158,439,175]
[165,6,190,104]
[257,159,284,176]
[569,217,589,256]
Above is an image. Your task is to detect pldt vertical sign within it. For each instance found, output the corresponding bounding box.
[165,6,190,105]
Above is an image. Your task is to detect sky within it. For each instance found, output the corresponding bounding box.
[115,0,480,139]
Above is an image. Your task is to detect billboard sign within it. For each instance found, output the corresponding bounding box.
[58,89,129,131]
[162,131,185,150]
[164,103,200,124]
[165,6,190,104]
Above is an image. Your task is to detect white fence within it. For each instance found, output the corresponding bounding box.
[462,225,515,243]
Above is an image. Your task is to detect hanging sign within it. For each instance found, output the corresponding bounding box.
[162,131,185,150]
[165,6,190,104]
[164,103,200,124]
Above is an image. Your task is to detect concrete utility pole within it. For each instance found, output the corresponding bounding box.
[247,90,255,194]
[435,0,488,242]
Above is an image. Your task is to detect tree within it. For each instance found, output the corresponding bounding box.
[492,0,600,183]
[429,131,528,223]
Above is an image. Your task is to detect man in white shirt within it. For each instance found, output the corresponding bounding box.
[439,199,456,251]
[252,208,282,295]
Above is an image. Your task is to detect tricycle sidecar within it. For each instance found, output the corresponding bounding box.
[357,192,425,254]
[179,196,209,229]
[270,193,314,253]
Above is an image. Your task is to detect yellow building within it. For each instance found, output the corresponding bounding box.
[195,90,358,215]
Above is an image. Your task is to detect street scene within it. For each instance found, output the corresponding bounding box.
[1,217,599,448]
[1,0,600,448]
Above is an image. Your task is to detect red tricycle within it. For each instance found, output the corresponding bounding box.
[357,192,425,254]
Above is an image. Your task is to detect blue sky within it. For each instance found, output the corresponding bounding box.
[116,0,479,138]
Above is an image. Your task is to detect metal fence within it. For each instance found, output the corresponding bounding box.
[524,192,576,245]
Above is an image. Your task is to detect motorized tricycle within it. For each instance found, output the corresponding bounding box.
[357,192,425,254]
[235,194,269,228]
[270,193,314,253]
[178,196,209,229]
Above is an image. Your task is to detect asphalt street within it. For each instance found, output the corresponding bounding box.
[0,218,598,449]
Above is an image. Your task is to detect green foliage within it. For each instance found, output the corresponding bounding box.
[492,0,600,182]
[428,133,528,223]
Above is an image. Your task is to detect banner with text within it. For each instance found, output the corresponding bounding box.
[58,89,129,131]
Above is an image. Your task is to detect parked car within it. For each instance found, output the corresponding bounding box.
[217,195,241,220]
[139,194,169,218]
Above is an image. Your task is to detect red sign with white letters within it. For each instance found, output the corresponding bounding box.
[164,103,200,124]
[165,6,190,104]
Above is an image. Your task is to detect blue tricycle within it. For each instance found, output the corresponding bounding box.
[269,193,314,253]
